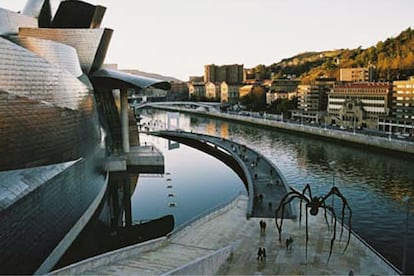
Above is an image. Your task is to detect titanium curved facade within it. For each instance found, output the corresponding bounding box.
[0,8,37,35]
[91,68,172,91]
[22,0,62,21]
[7,35,83,77]
[0,0,107,274]
[0,37,90,110]
[19,27,113,74]
[52,0,106,28]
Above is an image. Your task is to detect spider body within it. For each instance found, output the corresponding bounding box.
[275,184,352,262]
[308,196,321,215]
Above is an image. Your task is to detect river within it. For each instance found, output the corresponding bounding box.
[138,108,414,274]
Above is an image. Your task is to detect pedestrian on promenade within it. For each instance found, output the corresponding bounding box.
[286,236,294,251]
[257,247,263,260]
[257,247,266,261]
[259,220,267,233]
[259,193,263,203]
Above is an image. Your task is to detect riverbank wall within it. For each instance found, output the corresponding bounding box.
[146,106,414,156]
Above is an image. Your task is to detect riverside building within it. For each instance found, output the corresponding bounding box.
[340,67,376,82]
[327,82,392,129]
[291,78,335,124]
[221,81,242,105]
[378,77,414,137]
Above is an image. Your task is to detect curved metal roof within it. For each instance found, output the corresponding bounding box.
[91,68,171,91]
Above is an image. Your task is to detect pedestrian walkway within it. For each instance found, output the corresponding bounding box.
[54,195,398,275]
[150,130,294,219]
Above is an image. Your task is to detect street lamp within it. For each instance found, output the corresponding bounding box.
[388,125,392,141]
[402,195,410,274]
[353,117,356,135]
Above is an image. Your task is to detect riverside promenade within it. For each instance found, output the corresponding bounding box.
[52,195,399,275]
[137,103,414,155]
[51,130,400,275]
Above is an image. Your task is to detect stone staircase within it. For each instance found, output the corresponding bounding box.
[82,242,215,275]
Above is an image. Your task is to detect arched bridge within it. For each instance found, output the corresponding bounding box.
[148,130,293,219]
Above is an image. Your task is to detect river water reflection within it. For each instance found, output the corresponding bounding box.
[138,108,414,274]
[132,137,245,228]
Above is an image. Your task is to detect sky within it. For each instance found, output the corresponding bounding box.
[2,0,414,81]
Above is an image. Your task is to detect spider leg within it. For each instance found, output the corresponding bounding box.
[322,186,352,252]
[303,183,313,199]
[323,207,330,231]
[300,184,312,229]
[275,188,310,243]
[325,206,338,263]
[305,202,309,260]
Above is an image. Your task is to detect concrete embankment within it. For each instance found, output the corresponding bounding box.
[148,105,414,156]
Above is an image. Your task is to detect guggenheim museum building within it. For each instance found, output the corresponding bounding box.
[0,0,170,274]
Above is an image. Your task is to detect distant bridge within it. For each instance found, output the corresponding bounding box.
[132,101,221,112]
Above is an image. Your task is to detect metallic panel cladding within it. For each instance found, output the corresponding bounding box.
[22,0,62,21]
[19,27,113,74]
[52,0,106,29]
[0,37,101,171]
[7,35,83,77]
[91,68,172,91]
[0,0,114,273]
[0,8,37,36]
[0,146,106,274]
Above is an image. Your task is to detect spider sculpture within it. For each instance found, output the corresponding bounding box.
[275,184,352,262]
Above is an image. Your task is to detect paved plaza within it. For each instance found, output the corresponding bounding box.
[71,195,396,275]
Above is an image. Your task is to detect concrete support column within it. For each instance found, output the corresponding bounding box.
[121,88,130,153]
[123,175,132,227]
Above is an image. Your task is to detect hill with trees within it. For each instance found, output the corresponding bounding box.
[254,27,414,82]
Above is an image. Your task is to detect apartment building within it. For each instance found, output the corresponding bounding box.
[188,82,206,99]
[205,81,221,100]
[204,64,244,84]
[340,67,376,82]
[266,91,297,105]
[266,78,299,104]
[221,82,241,104]
[378,77,414,136]
[291,78,334,123]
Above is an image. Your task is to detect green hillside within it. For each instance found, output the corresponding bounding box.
[257,27,414,82]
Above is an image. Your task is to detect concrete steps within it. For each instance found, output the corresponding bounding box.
[82,243,215,275]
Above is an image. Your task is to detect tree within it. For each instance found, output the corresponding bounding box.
[267,96,298,117]
[240,91,266,112]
